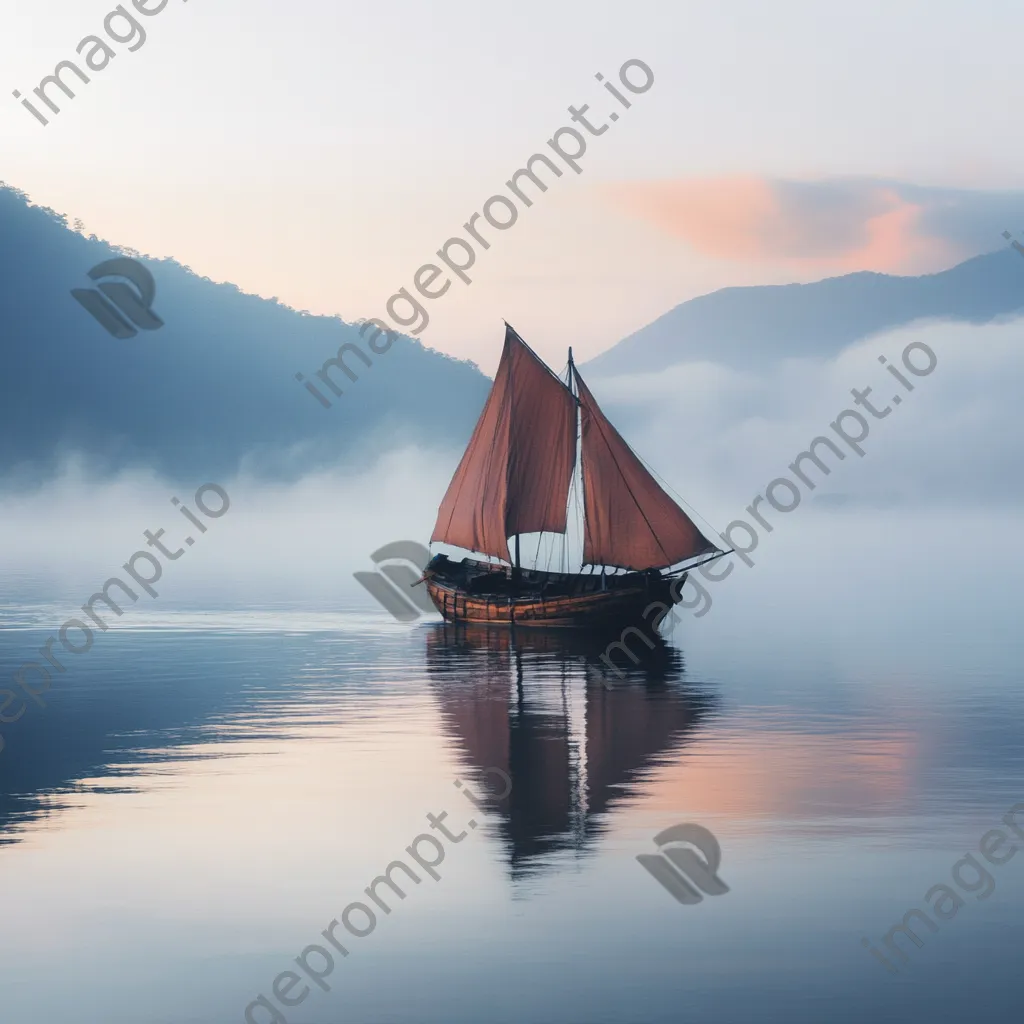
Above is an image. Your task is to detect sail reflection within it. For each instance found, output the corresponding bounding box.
[424,624,718,879]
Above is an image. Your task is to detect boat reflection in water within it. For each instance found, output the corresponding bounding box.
[424,623,718,879]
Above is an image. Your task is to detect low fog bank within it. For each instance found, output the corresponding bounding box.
[600,317,1024,519]
[0,448,453,612]
[0,317,1020,616]
[662,504,1024,671]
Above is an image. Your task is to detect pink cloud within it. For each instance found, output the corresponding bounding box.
[600,177,963,274]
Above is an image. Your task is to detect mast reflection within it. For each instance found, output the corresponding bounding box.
[424,624,718,879]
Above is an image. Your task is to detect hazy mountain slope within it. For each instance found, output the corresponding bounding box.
[8,177,1021,491]
[0,184,489,483]
[585,250,1024,374]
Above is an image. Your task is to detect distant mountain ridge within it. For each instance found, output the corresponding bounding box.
[4,180,1022,484]
[584,250,1024,375]
[0,184,489,483]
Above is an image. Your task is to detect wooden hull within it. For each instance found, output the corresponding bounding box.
[425,573,680,629]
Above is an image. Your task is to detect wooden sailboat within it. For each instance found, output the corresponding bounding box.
[422,324,726,628]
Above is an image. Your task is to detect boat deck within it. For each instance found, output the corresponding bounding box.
[421,554,680,628]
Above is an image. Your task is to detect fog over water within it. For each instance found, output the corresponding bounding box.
[1,316,1019,606]
[1,313,1023,1024]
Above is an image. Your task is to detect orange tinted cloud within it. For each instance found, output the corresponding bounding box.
[601,177,961,275]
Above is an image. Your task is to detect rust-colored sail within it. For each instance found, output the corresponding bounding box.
[575,368,714,571]
[431,325,577,562]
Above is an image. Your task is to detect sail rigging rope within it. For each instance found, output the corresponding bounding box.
[631,449,725,558]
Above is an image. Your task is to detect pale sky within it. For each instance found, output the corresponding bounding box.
[4,0,1024,373]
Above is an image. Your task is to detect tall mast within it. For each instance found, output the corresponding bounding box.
[567,346,583,575]
[510,326,520,585]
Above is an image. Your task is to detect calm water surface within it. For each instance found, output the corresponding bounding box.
[1,558,1023,1023]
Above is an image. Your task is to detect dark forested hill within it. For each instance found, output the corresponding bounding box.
[0,183,490,483]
